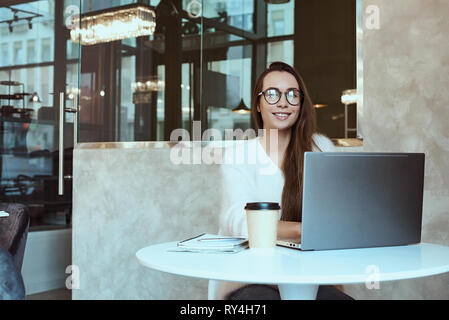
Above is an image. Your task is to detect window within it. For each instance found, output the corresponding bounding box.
[0,71,8,85]
[27,40,36,64]
[120,55,136,141]
[267,1,294,37]
[1,43,8,67]
[13,41,24,65]
[156,65,165,141]
[80,0,137,13]
[267,40,294,66]
[26,68,36,95]
[206,46,252,138]
[40,38,52,62]
[9,66,54,108]
[67,40,80,60]
[201,0,255,32]
[181,63,193,132]
[1,1,55,65]
[38,66,54,106]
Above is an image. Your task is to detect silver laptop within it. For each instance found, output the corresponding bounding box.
[277,152,425,251]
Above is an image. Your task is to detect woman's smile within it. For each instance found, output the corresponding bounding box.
[272,112,291,121]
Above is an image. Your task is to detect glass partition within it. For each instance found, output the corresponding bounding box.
[0,0,80,230]
[0,0,356,231]
[73,0,301,142]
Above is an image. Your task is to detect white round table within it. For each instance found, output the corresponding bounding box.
[136,242,449,300]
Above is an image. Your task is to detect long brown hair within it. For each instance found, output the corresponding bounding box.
[251,62,319,222]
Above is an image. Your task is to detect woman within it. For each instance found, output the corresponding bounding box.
[209,62,352,300]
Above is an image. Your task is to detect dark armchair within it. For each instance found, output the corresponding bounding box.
[0,203,30,300]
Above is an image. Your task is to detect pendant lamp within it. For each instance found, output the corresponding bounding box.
[232,0,251,115]
[232,98,251,114]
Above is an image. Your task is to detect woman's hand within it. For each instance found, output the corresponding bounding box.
[277,221,301,240]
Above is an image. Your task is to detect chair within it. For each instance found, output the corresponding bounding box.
[0,202,30,271]
[0,202,30,300]
[0,247,25,300]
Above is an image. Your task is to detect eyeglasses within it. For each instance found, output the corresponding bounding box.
[258,88,302,106]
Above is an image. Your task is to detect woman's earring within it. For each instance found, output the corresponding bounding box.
[257,106,260,112]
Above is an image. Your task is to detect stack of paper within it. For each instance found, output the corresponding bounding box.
[173,233,248,253]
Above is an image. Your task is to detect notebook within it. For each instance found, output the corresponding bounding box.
[170,233,249,253]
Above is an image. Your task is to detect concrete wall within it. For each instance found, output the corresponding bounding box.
[72,143,222,299]
[71,141,360,300]
[343,0,449,299]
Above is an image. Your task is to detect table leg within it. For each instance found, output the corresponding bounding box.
[278,284,319,300]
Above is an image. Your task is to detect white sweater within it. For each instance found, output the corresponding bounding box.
[209,133,336,300]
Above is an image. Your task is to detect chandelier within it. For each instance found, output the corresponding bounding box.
[70,4,156,46]
[131,77,165,104]
[131,78,165,93]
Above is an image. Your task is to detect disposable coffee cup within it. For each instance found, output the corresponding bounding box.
[245,202,280,249]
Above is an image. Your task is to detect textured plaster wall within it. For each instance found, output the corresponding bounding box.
[72,147,222,299]
[343,0,449,299]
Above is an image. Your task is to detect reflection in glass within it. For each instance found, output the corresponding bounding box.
[0,0,55,66]
[121,55,135,141]
[80,0,137,13]
[201,0,254,32]
[27,40,36,64]
[267,40,293,66]
[40,38,53,62]
[0,0,72,230]
[267,1,294,37]
[207,51,252,136]
[71,0,298,143]
[181,63,193,133]
[14,41,24,65]
[156,65,165,141]
[1,43,8,67]
[70,4,156,46]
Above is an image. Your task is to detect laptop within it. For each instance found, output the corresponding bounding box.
[276,152,425,251]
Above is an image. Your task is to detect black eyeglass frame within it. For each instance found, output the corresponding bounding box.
[257,88,303,106]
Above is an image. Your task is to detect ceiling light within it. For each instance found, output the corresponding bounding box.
[232,0,251,116]
[232,99,251,114]
[70,4,156,46]
[341,89,358,105]
[131,78,164,92]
